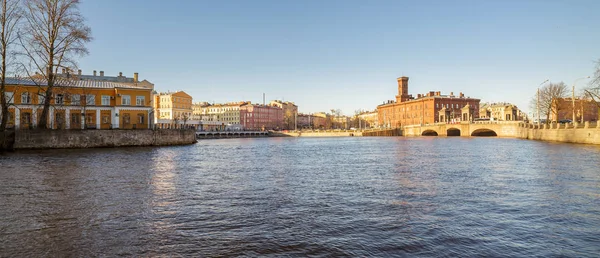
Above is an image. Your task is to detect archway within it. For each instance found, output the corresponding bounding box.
[422,130,438,136]
[471,128,497,137]
[447,128,461,136]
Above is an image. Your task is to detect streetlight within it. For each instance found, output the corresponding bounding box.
[537,79,549,125]
[572,76,590,123]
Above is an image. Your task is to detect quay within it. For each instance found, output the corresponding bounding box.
[364,120,600,145]
[196,131,269,139]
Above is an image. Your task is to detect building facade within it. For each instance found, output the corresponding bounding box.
[270,100,298,130]
[154,91,193,122]
[357,111,378,128]
[377,77,480,127]
[192,101,248,126]
[479,102,526,121]
[240,103,283,130]
[1,78,153,130]
[311,112,330,129]
[551,98,599,122]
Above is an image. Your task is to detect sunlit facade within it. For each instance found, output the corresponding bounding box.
[1,78,153,129]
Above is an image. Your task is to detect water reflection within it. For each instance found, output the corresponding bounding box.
[1,138,600,257]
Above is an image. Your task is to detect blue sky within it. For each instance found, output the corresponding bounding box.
[78,0,600,116]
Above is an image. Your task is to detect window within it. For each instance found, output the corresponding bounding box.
[136,96,145,106]
[21,92,31,104]
[38,94,45,105]
[86,94,95,106]
[86,114,94,124]
[102,115,109,124]
[138,114,144,124]
[5,92,13,104]
[122,95,131,105]
[71,94,80,105]
[102,95,110,106]
[71,113,80,125]
[55,94,64,105]
[123,114,131,125]
[21,112,31,124]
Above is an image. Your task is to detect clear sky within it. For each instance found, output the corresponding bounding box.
[78,0,600,116]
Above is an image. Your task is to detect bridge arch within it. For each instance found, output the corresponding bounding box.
[422,130,439,136]
[471,128,498,137]
[447,128,461,136]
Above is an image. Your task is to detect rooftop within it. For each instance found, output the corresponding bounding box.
[6,77,149,90]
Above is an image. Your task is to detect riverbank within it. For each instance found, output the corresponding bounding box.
[1,129,197,151]
[271,131,362,137]
[518,122,600,145]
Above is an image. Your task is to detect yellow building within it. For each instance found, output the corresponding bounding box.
[1,77,153,130]
[154,91,193,128]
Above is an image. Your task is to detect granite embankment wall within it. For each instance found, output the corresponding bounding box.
[272,131,362,137]
[1,129,196,150]
[518,122,600,145]
[362,129,402,136]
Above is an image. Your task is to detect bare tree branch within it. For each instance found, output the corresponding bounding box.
[18,0,91,129]
[1,0,22,131]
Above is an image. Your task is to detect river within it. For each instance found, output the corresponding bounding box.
[1,137,599,257]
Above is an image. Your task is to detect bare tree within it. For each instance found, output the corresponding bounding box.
[531,82,568,123]
[0,0,21,131]
[18,0,91,129]
[583,59,600,119]
[182,113,189,128]
[173,115,180,129]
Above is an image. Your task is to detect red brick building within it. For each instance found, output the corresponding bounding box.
[240,103,284,130]
[377,77,480,127]
[551,98,598,122]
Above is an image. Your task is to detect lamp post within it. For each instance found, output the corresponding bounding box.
[572,76,590,123]
[537,79,549,125]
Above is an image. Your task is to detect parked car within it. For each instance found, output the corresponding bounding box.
[558,119,572,124]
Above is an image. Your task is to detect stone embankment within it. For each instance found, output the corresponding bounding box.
[272,131,362,137]
[1,129,197,150]
[518,122,600,145]
[362,128,402,136]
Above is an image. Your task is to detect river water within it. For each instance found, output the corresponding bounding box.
[1,137,599,257]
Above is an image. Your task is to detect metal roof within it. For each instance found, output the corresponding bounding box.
[5,77,148,90]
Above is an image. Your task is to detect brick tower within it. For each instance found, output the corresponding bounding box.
[396,76,409,103]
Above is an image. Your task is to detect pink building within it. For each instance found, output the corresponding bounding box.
[240,103,284,130]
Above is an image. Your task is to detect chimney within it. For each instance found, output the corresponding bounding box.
[100,71,104,77]
[436,91,441,96]
[93,70,97,76]
[78,69,82,75]
[61,68,66,74]
[460,92,464,98]
[119,72,123,77]
[133,72,139,82]
[450,92,454,96]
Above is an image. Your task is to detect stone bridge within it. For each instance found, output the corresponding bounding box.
[402,121,523,137]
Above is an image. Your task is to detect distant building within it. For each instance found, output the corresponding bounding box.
[333,115,351,129]
[551,97,598,122]
[357,111,378,128]
[240,103,284,130]
[312,112,330,129]
[154,91,193,128]
[191,101,249,131]
[377,77,480,127]
[479,102,526,121]
[270,100,298,130]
